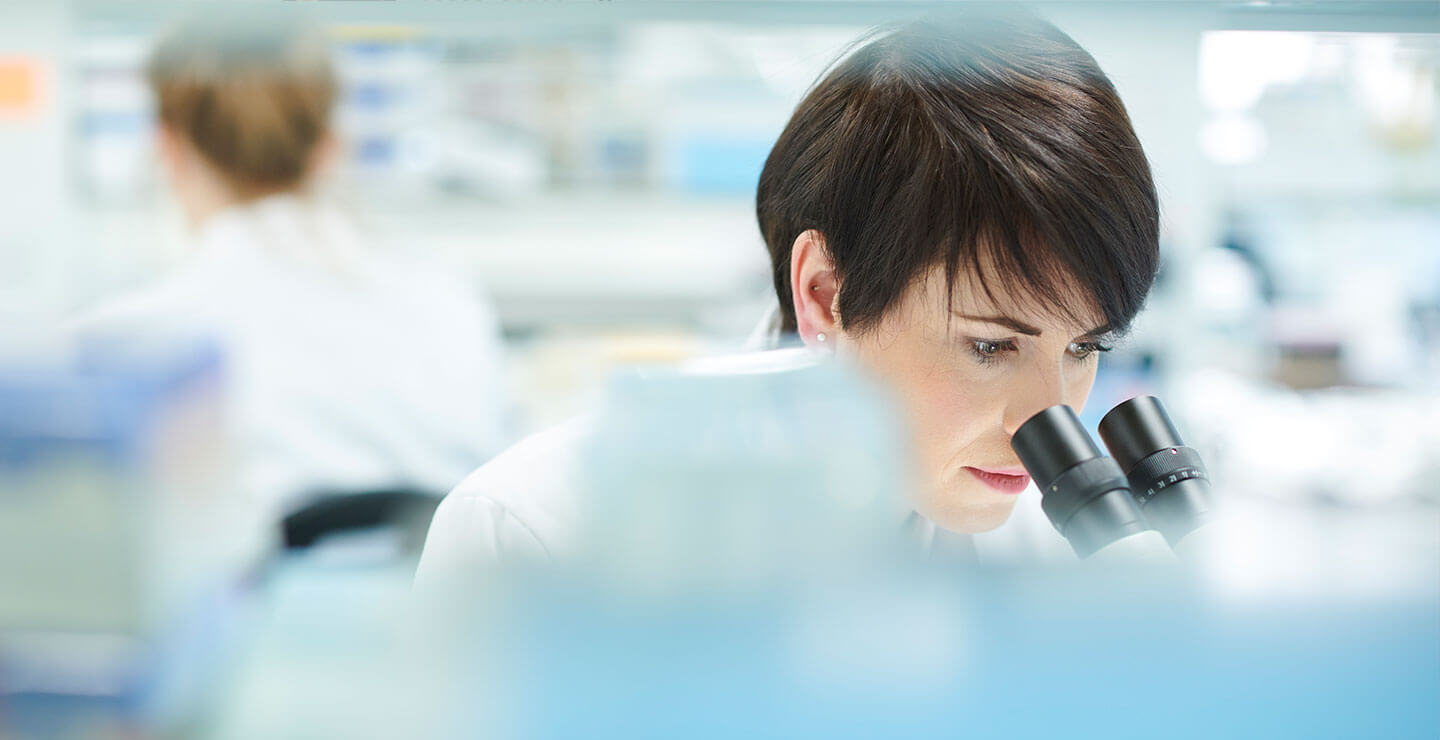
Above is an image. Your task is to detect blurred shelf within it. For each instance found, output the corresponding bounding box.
[68,1,1440,34]
[74,193,776,333]
[365,194,774,332]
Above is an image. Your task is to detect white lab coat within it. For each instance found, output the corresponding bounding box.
[414,309,1071,592]
[75,194,506,522]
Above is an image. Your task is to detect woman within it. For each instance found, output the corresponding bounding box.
[78,17,506,535]
[416,10,1157,583]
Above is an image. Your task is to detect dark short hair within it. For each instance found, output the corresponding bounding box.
[756,9,1159,337]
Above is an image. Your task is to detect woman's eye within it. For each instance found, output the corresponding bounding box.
[969,339,1017,364]
[1068,341,1112,360]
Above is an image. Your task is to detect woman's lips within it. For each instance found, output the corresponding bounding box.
[964,466,1032,494]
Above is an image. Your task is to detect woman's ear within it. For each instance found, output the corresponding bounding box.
[155,125,187,184]
[789,229,840,348]
[154,125,232,228]
[307,130,341,183]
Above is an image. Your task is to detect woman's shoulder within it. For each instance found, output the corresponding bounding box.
[414,417,592,588]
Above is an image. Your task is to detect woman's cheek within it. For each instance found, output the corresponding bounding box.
[1056,362,1101,414]
[894,362,993,474]
[850,334,989,474]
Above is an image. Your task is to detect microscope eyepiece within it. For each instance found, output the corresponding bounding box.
[1098,396,1212,549]
[1012,405,1157,559]
[1012,405,1103,489]
[1096,395,1183,471]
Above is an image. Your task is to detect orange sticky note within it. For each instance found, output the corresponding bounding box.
[0,58,41,116]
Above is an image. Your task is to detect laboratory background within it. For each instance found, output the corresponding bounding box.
[1,0,1438,738]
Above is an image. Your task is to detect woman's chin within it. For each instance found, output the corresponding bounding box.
[920,483,1022,533]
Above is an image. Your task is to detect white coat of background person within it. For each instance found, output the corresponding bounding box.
[75,18,506,530]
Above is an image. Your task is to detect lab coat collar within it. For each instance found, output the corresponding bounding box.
[195,192,370,277]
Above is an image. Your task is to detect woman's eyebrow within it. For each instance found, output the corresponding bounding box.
[956,312,1112,339]
[954,313,1042,336]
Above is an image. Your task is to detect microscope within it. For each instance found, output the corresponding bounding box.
[1012,396,1213,560]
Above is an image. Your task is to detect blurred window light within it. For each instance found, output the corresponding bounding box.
[1200,113,1268,165]
[1199,30,1437,163]
[1200,31,1316,113]
[1353,35,1436,150]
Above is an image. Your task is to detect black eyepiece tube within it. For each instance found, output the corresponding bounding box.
[1096,395,1183,471]
[1011,405,1102,488]
[1012,405,1156,559]
[1098,396,1212,549]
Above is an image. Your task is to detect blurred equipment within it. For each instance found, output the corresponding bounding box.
[1013,405,1170,560]
[281,488,440,553]
[1099,395,1214,550]
[0,337,265,738]
[574,350,914,588]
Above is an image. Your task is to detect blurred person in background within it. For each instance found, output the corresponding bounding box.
[75,16,506,550]
[416,8,1159,587]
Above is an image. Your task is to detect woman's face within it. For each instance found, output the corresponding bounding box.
[837,264,1111,533]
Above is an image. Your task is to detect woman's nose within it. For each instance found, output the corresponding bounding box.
[1001,364,1068,437]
